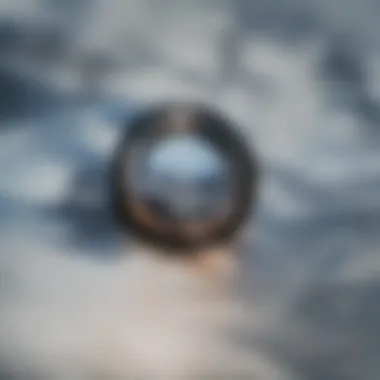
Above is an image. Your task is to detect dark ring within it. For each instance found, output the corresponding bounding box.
[109,102,259,254]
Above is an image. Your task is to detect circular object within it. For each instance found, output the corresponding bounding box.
[109,102,259,254]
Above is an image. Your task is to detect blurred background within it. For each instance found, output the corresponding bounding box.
[0,0,380,379]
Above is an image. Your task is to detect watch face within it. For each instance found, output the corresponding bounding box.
[110,103,258,253]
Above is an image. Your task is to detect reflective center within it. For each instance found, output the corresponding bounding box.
[128,136,234,222]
